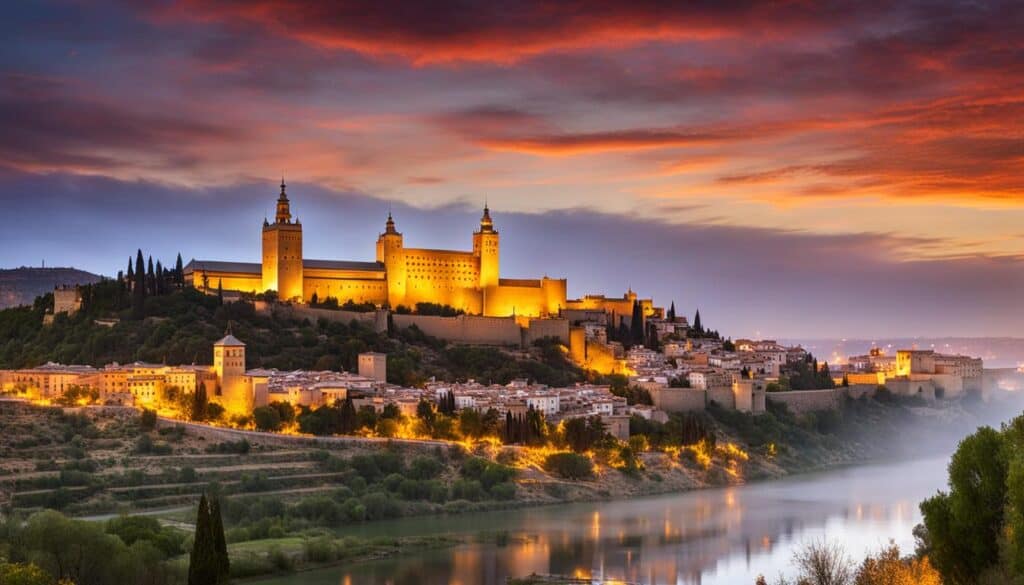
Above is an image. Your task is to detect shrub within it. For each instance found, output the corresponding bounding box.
[361,492,402,520]
[303,536,337,563]
[490,482,517,501]
[139,408,157,431]
[451,479,485,502]
[341,498,366,522]
[408,456,444,480]
[543,452,594,480]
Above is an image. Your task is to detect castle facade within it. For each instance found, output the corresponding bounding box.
[184,181,567,317]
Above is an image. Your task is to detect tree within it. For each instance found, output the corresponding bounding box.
[919,425,1007,584]
[791,538,853,585]
[191,386,208,421]
[667,301,676,321]
[693,309,703,335]
[209,497,230,583]
[310,291,319,305]
[155,260,164,295]
[253,406,282,431]
[133,249,146,319]
[630,299,644,347]
[147,256,156,296]
[140,408,157,431]
[175,253,184,286]
[217,279,223,305]
[854,542,941,585]
[188,494,218,585]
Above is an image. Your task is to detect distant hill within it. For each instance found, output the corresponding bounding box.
[0,267,103,309]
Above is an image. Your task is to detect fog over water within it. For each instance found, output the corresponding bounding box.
[254,456,946,585]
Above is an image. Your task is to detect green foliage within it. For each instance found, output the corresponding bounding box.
[139,408,157,431]
[0,562,53,585]
[252,405,282,431]
[105,515,186,557]
[543,452,594,480]
[919,425,1009,584]
[460,457,516,492]
[561,415,611,452]
[413,302,464,316]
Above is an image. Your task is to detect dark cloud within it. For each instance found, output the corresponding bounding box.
[162,0,884,64]
[0,74,247,176]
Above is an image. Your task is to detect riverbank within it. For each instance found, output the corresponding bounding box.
[2,393,1018,583]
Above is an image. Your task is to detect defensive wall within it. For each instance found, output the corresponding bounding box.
[255,302,387,332]
[392,313,568,347]
[765,389,842,414]
[255,302,568,347]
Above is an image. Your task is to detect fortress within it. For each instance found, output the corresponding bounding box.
[184,181,567,317]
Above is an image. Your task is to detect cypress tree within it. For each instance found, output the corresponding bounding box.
[127,257,134,281]
[617,322,631,349]
[668,301,676,321]
[209,496,230,583]
[133,249,146,319]
[192,385,208,421]
[693,309,703,335]
[146,256,156,295]
[188,494,217,585]
[176,253,185,286]
[156,260,164,295]
[630,300,644,346]
[217,279,224,305]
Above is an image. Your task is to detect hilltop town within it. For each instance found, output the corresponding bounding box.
[0,182,1018,584]
[0,183,1002,437]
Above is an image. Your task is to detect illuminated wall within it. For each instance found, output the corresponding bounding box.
[395,247,484,313]
[188,270,262,294]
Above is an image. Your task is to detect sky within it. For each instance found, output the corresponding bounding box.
[1,0,1022,339]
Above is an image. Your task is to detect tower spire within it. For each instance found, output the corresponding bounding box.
[274,177,291,223]
[479,200,494,233]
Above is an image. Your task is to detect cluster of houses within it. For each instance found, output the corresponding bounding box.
[2,285,990,432]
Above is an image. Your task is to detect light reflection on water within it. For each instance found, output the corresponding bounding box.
[254,455,948,585]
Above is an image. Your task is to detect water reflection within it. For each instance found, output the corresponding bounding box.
[255,456,948,585]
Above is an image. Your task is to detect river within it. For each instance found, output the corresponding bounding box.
[252,454,950,585]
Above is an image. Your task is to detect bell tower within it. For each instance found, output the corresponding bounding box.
[376,211,406,309]
[473,204,500,290]
[261,179,304,301]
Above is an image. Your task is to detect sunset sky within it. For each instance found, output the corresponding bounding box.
[2,1,1022,338]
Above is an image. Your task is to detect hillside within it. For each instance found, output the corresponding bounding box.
[0,280,585,388]
[0,266,103,309]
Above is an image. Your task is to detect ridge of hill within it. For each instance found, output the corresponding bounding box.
[0,266,103,309]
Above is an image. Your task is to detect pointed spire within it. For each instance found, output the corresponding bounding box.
[274,178,292,223]
[479,201,495,233]
[384,208,399,235]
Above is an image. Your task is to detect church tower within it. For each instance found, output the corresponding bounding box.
[376,211,407,309]
[473,204,500,290]
[261,179,304,301]
[213,333,251,416]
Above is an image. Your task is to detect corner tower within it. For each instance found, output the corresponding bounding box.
[376,211,407,309]
[261,179,304,301]
[472,204,499,289]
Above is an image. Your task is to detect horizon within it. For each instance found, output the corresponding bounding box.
[2,1,1022,339]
